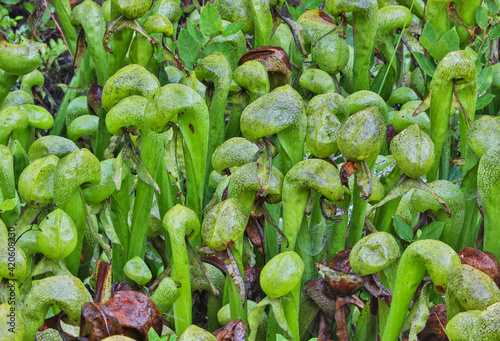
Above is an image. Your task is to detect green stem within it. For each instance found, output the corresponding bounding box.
[62,189,87,276]
[0,72,18,106]
[94,107,111,161]
[127,132,162,260]
[225,92,249,139]
[327,211,349,262]
[347,154,378,246]
[162,205,200,336]
[195,53,231,206]
[53,0,77,55]
[283,284,301,341]
[51,52,91,136]
[427,51,476,182]
[110,165,131,282]
[326,0,378,91]
[248,0,273,47]
[456,155,479,249]
[439,128,452,181]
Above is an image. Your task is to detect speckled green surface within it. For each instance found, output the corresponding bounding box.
[102,64,160,111]
[22,275,91,341]
[467,115,500,158]
[0,35,45,76]
[211,137,259,174]
[305,93,347,158]
[282,159,343,250]
[337,106,385,161]
[350,232,400,276]
[260,251,304,298]
[446,264,500,320]
[469,302,500,340]
[27,136,78,162]
[390,124,434,178]
[411,180,465,249]
[124,256,153,285]
[37,209,77,261]
[446,310,481,341]
[478,145,500,259]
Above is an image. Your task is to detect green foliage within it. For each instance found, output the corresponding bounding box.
[177,4,241,69]
[392,216,445,243]
[286,0,324,20]
[419,23,460,60]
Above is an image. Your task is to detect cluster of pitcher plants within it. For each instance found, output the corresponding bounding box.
[1,0,500,339]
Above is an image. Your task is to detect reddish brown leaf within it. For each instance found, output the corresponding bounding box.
[318,264,364,297]
[417,303,448,341]
[74,30,88,73]
[238,46,292,88]
[386,125,398,147]
[334,304,349,341]
[104,294,151,340]
[246,217,265,257]
[87,81,103,114]
[329,248,353,273]
[94,260,112,303]
[363,274,392,306]
[318,313,333,341]
[215,319,246,341]
[225,248,246,304]
[111,281,133,295]
[458,247,500,287]
[339,162,356,187]
[39,312,75,340]
[80,302,123,340]
[112,291,163,336]
[201,255,227,275]
[244,267,261,301]
[303,279,337,320]
[336,295,365,310]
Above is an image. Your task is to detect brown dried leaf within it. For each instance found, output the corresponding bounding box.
[201,255,227,275]
[215,319,247,341]
[336,295,365,310]
[328,248,353,273]
[363,274,392,306]
[111,281,133,295]
[94,259,112,303]
[318,313,333,341]
[39,312,77,340]
[244,267,261,301]
[303,279,337,320]
[74,30,88,73]
[112,291,163,336]
[87,81,103,114]
[334,304,349,341]
[238,46,292,88]
[80,302,123,340]
[458,247,500,287]
[417,303,448,341]
[317,264,364,297]
[246,217,265,257]
[340,161,356,188]
[104,292,154,340]
[225,249,246,305]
